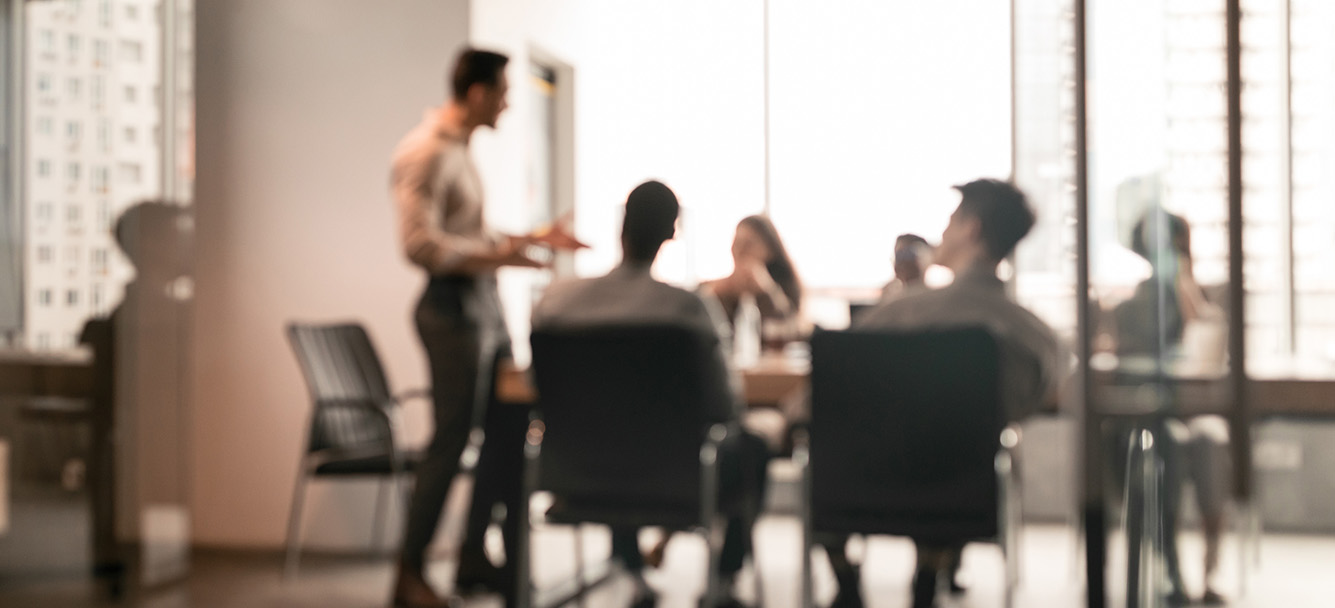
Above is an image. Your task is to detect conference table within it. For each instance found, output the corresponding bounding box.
[0,348,95,398]
[497,350,1335,418]
[496,350,810,408]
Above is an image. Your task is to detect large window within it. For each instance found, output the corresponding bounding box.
[766,1,1014,292]
[0,0,195,351]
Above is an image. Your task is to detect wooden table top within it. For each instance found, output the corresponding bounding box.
[500,351,1335,417]
[497,351,810,407]
[0,349,94,398]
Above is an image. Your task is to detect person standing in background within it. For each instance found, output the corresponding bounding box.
[389,48,582,608]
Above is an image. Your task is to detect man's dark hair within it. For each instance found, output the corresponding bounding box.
[953,179,1036,261]
[894,233,929,251]
[622,181,679,262]
[450,48,509,100]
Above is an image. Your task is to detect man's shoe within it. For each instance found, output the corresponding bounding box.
[911,568,938,608]
[1202,589,1227,605]
[454,558,507,595]
[1165,588,1191,606]
[392,572,456,608]
[830,584,864,608]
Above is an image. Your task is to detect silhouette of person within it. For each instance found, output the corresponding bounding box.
[79,200,192,597]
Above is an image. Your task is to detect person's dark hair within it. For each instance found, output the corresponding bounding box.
[1130,209,1191,266]
[952,179,1036,261]
[114,200,183,266]
[894,233,929,252]
[622,181,679,262]
[738,215,803,311]
[450,48,509,100]
[893,233,930,265]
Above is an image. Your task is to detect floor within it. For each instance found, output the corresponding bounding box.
[2,518,1334,608]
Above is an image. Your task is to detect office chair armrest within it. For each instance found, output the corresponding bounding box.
[391,387,432,406]
[995,423,1022,476]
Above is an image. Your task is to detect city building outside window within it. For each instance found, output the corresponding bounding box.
[91,75,105,107]
[98,120,112,152]
[66,290,79,306]
[92,166,109,192]
[120,162,142,184]
[37,159,51,177]
[37,246,53,264]
[120,39,142,63]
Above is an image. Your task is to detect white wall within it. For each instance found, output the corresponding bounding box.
[193,0,469,549]
[768,1,1014,289]
[469,0,769,363]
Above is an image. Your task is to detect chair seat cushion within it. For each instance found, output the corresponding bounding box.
[313,450,421,476]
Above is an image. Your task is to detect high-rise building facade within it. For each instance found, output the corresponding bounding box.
[21,0,162,349]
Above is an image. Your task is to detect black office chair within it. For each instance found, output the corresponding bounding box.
[797,327,1021,608]
[518,325,737,608]
[284,322,429,578]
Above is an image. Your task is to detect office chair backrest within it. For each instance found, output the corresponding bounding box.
[530,324,724,510]
[809,327,1001,537]
[287,322,395,455]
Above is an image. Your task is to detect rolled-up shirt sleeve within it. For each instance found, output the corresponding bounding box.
[391,132,492,274]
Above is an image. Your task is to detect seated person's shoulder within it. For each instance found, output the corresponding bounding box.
[853,287,938,328]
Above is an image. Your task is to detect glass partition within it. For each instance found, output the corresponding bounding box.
[1014,0,1335,605]
[0,0,194,594]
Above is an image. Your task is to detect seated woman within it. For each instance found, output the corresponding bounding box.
[1105,207,1231,606]
[699,215,804,344]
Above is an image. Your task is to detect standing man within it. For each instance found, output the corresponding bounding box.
[389,48,580,608]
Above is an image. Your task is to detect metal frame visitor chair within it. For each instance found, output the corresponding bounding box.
[283,322,429,578]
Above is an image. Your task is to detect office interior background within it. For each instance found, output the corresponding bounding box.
[2,0,1334,606]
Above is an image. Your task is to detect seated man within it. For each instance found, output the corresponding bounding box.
[878,232,933,304]
[829,179,1064,608]
[532,180,767,607]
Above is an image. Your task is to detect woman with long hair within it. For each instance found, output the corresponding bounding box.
[701,214,803,327]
